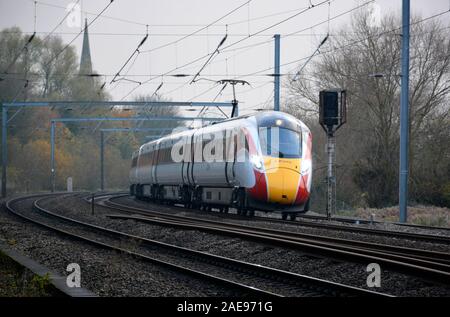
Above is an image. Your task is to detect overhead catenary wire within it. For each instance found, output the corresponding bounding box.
[292,33,329,81]
[245,89,274,112]
[5,80,30,124]
[281,8,450,76]
[216,8,450,85]
[196,83,229,119]
[218,0,330,53]
[191,33,228,84]
[141,0,252,54]
[118,0,330,101]
[4,1,375,84]
[24,0,308,30]
[108,49,142,92]
[213,83,229,101]
[43,0,115,71]
[226,5,307,27]
[10,0,448,108]
[0,0,365,84]
[169,0,330,104]
[97,26,149,130]
[3,31,359,37]
[199,0,374,72]
[152,82,164,98]
[110,30,148,84]
[2,32,36,74]
[113,1,251,100]
[6,43,450,86]
[175,0,370,87]
[119,0,330,102]
[5,1,448,92]
[41,0,81,43]
[2,1,38,75]
[186,7,450,108]
[5,33,450,86]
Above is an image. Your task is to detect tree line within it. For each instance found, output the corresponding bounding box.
[1,7,448,209]
[0,27,178,192]
[285,9,449,209]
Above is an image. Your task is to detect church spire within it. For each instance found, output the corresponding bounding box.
[79,18,93,75]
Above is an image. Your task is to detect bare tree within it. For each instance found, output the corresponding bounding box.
[285,8,450,208]
[38,36,78,98]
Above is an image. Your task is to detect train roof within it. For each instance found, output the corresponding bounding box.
[135,111,309,153]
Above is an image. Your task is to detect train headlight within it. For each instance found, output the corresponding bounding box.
[301,159,311,175]
[250,155,264,170]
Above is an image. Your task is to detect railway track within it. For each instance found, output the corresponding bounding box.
[109,195,450,244]
[4,193,387,297]
[255,216,450,243]
[99,195,450,284]
[295,213,450,231]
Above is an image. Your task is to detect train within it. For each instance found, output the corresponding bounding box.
[129,111,312,220]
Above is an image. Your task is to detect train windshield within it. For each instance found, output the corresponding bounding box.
[258,127,302,158]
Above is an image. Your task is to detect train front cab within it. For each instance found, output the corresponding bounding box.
[247,113,312,220]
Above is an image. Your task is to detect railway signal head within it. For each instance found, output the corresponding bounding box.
[319,89,347,136]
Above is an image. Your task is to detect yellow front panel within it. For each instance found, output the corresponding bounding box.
[264,157,301,205]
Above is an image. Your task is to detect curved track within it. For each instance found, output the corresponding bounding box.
[100,195,450,284]
[5,193,388,297]
[295,213,450,231]
[110,195,450,244]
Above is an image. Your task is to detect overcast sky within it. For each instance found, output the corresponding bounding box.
[1,0,449,116]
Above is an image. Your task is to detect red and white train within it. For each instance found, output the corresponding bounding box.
[129,111,312,220]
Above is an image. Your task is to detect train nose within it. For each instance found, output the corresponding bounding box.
[264,158,301,205]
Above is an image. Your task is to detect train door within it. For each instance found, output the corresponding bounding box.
[136,148,144,184]
[183,132,196,185]
[225,133,237,185]
[148,147,153,184]
[152,142,159,183]
[182,134,192,185]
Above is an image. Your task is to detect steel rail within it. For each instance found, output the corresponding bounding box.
[5,194,280,297]
[99,197,450,284]
[32,195,389,297]
[294,214,450,232]
[110,195,450,244]
[103,197,450,264]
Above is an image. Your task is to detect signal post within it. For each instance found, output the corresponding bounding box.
[319,90,346,220]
